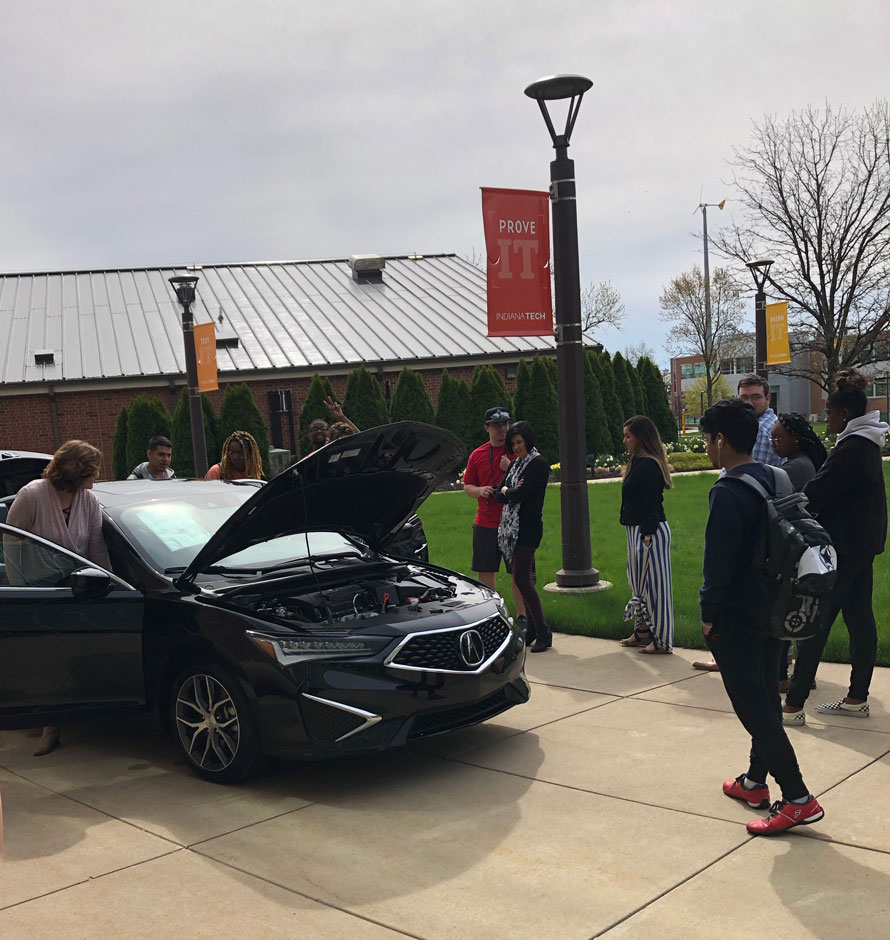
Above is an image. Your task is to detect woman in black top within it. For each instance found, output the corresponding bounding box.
[618,416,674,654]
[495,421,551,652]
[783,370,888,724]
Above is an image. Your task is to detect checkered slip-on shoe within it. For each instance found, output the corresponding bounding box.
[782,710,806,726]
[817,700,870,717]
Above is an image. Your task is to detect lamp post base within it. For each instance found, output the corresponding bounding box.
[554,567,600,588]
[544,577,612,595]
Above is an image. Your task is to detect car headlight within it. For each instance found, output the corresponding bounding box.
[247,632,391,665]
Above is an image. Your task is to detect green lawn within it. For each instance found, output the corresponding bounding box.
[418,466,890,667]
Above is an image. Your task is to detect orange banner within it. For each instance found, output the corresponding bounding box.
[194,322,218,392]
[481,187,553,336]
[766,301,791,365]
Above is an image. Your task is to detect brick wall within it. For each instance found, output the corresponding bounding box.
[0,362,518,474]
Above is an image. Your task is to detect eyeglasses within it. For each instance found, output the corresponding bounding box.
[739,393,766,402]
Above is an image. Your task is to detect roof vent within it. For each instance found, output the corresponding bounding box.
[348,254,385,283]
[34,349,55,366]
[216,335,240,349]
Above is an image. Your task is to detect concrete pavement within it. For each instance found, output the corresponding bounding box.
[2,634,889,939]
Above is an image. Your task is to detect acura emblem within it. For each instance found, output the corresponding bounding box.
[458,629,485,667]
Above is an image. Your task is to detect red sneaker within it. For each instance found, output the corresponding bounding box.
[746,797,824,836]
[723,775,770,809]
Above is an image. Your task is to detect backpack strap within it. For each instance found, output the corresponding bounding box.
[726,466,793,501]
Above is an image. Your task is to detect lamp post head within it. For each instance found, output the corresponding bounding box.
[169,275,199,308]
[746,258,774,293]
[524,74,593,148]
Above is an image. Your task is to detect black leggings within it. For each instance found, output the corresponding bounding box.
[787,553,877,707]
[512,545,545,629]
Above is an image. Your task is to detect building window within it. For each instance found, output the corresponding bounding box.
[736,356,754,373]
[870,375,889,398]
[681,364,694,379]
[719,358,733,374]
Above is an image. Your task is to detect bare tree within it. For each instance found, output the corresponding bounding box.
[716,101,890,392]
[623,340,658,367]
[581,280,625,336]
[460,247,486,271]
[659,265,746,407]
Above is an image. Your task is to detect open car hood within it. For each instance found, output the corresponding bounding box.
[179,422,464,584]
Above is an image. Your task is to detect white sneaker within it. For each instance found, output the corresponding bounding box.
[817,700,870,718]
[782,710,806,726]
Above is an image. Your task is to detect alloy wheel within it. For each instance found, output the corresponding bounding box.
[175,673,241,772]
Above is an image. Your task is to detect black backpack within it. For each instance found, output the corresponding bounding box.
[732,467,838,640]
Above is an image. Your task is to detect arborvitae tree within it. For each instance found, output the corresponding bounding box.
[591,353,624,455]
[125,395,172,472]
[541,355,558,390]
[435,370,474,453]
[172,389,219,478]
[638,357,678,443]
[218,384,272,475]
[512,359,532,421]
[611,351,637,420]
[112,407,129,480]
[390,367,435,424]
[469,365,512,448]
[342,365,389,430]
[629,361,648,416]
[299,374,336,456]
[584,356,613,461]
[520,356,559,464]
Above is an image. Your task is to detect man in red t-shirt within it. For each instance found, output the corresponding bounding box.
[463,406,528,625]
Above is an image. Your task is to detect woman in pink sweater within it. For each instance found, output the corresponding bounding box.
[6,440,110,756]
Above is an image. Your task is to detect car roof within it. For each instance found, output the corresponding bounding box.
[0,449,52,461]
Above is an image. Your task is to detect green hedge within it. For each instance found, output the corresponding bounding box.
[667,452,714,472]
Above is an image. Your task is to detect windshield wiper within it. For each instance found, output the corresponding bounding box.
[165,565,243,575]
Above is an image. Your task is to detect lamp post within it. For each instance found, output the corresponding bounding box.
[525,74,598,588]
[169,274,208,477]
[696,200,724,405]
[746,259,774,378]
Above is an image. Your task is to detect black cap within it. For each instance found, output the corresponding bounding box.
[484,407,511,424]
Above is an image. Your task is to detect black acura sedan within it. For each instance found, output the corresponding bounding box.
[0,424,529,782]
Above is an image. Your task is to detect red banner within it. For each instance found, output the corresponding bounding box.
[481,187,553,336]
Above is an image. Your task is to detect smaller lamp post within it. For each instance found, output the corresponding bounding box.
[169,274,208,477]
[746,259,774,378]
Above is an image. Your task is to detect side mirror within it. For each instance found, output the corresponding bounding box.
[70,567,112,599]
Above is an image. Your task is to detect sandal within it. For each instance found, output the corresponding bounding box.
[638,641,671,655]
[619,626,653,648]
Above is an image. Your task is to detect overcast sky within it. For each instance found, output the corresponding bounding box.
[1,0,887,363]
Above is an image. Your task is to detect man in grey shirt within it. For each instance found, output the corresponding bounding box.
[128,436,175,480]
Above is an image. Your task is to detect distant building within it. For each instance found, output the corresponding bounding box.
[668,333,890,431]
[0,253,572,462]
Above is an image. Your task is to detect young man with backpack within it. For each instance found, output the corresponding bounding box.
[699,399,824,835]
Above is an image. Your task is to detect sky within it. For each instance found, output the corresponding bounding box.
[1,0,887,365]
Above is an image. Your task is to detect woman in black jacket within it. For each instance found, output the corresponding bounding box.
[495,421,551,652]
[618,416,674,654]
[782,370,888,725]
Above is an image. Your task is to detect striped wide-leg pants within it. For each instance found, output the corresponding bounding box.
[623,521,674,651]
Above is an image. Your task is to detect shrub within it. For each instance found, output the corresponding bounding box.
[172,389,219,477]
[520,356,559,464]
[513,359,532,422]
[638,356,678,443]
[218,384,272,477]
[125,395,172,473]
[435,370,475,454]
[342,366,390,430]
[591,353,624,455]
[584,356,612,461]
[667,452,714,471]
[610,351,636,420]
[390,367,435,424]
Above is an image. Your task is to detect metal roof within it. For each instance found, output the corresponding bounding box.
[0,254,559,387]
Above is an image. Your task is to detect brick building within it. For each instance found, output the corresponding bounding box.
[0,253,563,466]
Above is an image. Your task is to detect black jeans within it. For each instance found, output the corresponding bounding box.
[512,545,545,629]
[706,626,808,800]
[787,553,877,708]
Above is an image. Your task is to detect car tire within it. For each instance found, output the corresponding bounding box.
[170,662,267,784]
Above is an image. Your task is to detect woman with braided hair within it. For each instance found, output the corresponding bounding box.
[770,412,827,492]
[205,431,263,481]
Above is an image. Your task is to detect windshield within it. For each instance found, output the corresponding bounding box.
[114,490,362,572]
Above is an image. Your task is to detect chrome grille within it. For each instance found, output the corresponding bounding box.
[387,616,511,673]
